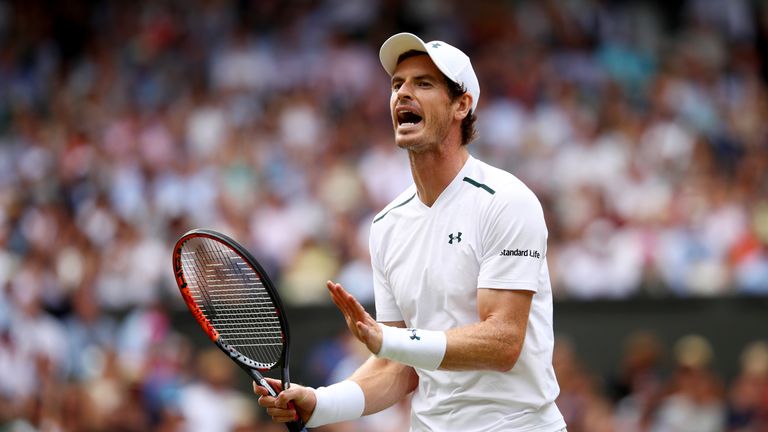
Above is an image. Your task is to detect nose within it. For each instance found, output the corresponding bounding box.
[394,81,413,102]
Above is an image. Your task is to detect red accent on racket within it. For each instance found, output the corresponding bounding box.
[172,229,306,432]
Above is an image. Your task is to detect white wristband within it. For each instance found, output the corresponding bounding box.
[377,324,447,371]
[305,380,365,428]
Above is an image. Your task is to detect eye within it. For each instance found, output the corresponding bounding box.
[418,81,432,88]
[392,82,402,91]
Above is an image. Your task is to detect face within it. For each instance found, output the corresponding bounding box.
[390,54,461,153]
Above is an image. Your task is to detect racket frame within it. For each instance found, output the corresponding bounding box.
[173,228,303,430]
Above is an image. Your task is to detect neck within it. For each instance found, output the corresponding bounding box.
[409,145,469,207]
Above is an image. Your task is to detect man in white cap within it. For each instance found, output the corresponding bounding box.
[256,32,567,432]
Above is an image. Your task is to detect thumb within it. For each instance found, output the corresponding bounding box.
[274,385,299,409]
[357,321,382,354]
[356,321,370,340]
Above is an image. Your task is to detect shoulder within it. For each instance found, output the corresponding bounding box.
[371,185,418,226]
[463,158,542,212]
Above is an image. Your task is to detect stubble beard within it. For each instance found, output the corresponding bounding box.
[394,116,451,155]
[396,135,432,154]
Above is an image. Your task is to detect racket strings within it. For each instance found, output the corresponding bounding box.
[180,238,284,368]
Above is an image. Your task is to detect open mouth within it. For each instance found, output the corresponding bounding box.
[396,109,423,127]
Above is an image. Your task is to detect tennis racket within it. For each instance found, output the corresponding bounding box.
[172,228,306,432]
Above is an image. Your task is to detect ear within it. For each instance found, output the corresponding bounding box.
[453,93,472,121]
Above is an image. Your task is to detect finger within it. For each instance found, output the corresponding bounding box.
[329,281,350,301]
[254,381,270,396]
[327,284,348,314]
[331,285,360,323]
[272,414,299,423]
[327,280,343,297]
[329,282,377,341]
[341,290,370,322]
[261,377,283,394]
[253,379,282,394]
[334,281,354,300]
[333,283,361,315]
[336,283,363,311]
[362,308,379,326]
[266,407,297,423]
[274,392,291,409]
[258,394,277,408]
[327,282,349,311]
[263,377,283,388]
[274,385,305,409]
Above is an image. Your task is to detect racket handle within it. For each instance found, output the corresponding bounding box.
[250,371,306,431]
[257,377,306,431]
[285,419,307,432]
[284,382,307,431]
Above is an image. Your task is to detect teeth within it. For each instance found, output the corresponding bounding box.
[398,109,420,126]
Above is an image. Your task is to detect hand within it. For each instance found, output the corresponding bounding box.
[327,280,383,354]
[254,378,316,424]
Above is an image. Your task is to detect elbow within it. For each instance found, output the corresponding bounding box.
[406,368,420,393]
[492,343,522,372]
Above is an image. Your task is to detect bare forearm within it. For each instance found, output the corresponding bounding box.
[438,289,533,372]
[350,355,418,415]
[441,315,525,372]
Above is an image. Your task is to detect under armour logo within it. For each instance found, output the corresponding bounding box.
[407,328,420,340]
[431,42,441,48]
[448,232,462,244]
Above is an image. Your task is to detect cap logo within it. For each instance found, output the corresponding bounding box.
[431,42,441,48]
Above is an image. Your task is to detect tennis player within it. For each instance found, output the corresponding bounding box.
[256,32,567,432]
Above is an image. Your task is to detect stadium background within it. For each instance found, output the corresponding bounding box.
[1,0,767,430]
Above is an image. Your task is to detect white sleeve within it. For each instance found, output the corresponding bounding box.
[477,185,548,292]
[369,224,403,322]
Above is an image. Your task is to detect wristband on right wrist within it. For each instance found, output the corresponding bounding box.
[305,380,365,428]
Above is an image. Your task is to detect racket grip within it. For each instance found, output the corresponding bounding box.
[261,378,305,431]
[285,419,307,432]
[284,384,306,431]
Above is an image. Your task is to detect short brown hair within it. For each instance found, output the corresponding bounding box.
[396,51,478,146]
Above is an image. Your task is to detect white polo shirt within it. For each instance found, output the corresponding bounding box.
[369,156,565,432]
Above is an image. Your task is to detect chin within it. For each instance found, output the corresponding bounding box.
[395,135,418,150]
[395,128,422,147]
[396,138,431,154]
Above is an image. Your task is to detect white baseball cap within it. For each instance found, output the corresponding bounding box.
[379,32,480,112]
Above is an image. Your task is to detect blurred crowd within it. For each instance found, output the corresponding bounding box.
[554,332,768,432]
[1,0,767,430]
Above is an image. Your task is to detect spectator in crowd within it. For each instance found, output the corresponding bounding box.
[178,348,258,432]
[650,334,726,432]
[612,331,666,432]
[725,341,768,431]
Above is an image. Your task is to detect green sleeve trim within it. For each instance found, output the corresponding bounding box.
[462,177,495,195]
[373,193,417,223]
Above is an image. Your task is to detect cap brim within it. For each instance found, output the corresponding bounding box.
[379,33,428,76]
